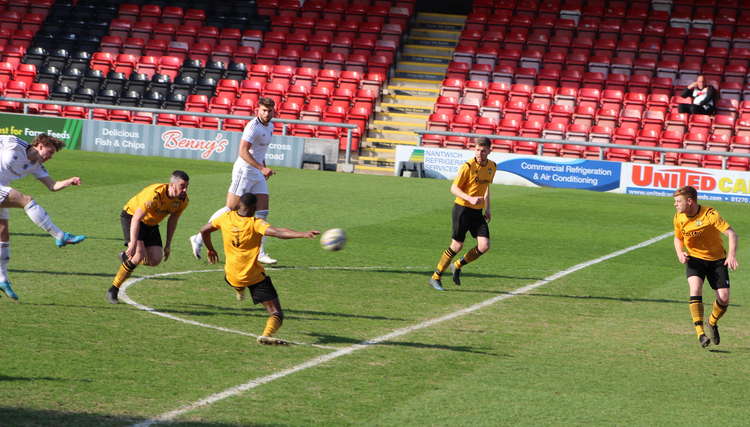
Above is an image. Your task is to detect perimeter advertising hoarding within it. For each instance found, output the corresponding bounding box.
[394,145,622,192]
[0,113,83,149]
[81,121,304,167]
[622,163,750,203]
[394,145,750,203]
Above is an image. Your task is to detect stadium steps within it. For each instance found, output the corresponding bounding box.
[358,12,464,175]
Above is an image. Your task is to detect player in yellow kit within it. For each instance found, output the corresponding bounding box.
[199,193,319,345]
[429,137,497,291]
[673,185,738,348]
[106,170,190,304]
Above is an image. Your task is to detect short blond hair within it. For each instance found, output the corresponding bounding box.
[673,185,698,201]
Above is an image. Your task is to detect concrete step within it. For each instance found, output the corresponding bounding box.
[410,28,461,40]
[403,44,454,56]
[407,36,458,48]
[359,155,396,165]
[375,111,430,124]
[372,119,426,131]
[389,77,443,88]
[400,54,451,64]
[416,12,467,24]
[381,94,436,106]
[356,164,394,175]
[371,128,419,141]
[394,70,445,81]
[379,102,433,114]
[385,85,439,97]
[365,137,419,147]
[396,61,448,73]
[360,146,395,157]
[413,21,464,31]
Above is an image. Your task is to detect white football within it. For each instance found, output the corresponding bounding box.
[320,228,346,251]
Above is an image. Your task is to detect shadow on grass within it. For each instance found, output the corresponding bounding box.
[9,269,182,282]
[148,303,407,321]
[452,289,742,307]
[12,232,123,242]
[305,332,504,356]
[0,407,265,427]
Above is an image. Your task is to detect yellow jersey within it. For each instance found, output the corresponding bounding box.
[453,157,497,210]
[211,210,270,287]
[123,183,189,226]
[674,205,730,261]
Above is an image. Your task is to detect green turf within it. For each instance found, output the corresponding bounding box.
[1,150,749,426]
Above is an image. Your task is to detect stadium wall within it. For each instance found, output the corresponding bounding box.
[395,145,750,204]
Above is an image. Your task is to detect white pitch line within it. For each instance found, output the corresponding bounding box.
[132,232,671,427]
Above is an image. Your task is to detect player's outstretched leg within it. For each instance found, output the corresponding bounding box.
[0,241,16,301]
[56,232,86,247]
[22,200,85,247]
[255,210,277,264]
[0,280,18,302]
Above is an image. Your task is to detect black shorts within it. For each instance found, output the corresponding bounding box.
[120,211,162,248]
[451,203,489,242]
[225,275,279,305]
[685,256,730,290]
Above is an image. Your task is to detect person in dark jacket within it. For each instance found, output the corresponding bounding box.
[678,75,717,115]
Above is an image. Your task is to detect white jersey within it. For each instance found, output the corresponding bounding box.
[236,117,273,169]
[0,135,48,186]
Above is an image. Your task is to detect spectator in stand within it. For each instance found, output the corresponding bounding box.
[678,75,716,115]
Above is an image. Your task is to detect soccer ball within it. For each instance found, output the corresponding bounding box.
[320,228,346,251]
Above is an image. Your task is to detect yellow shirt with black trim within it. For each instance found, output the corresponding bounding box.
[673,205,730,261]
[211,210,270,287]
[453,157,497,210]
[123,183,189,226]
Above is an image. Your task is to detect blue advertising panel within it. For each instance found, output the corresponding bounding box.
[498,157,622,192]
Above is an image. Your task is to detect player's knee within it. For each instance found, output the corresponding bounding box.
[478,242,490,253]
[19,194,33,207]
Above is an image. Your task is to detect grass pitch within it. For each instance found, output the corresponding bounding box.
[1,150,749,426]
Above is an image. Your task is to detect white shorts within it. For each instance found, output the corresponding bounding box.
[0,186,11,220]
[227,164,268,196]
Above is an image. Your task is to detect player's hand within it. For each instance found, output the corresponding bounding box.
[261,167,274,179]
[484,210,492,222]
[68,177,82,186]
[470,196,484,205]
[207,249,219,264]
[163,245,171,262]
[304,230,320,239]
[725,256,739,271]
[677,252,688,264]
[125,242,137,258]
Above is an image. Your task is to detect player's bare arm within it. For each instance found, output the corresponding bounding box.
[239,138,274,178]
[127,207,146,258]
[265,226,319,240]
[199,223,220,263]
[674,236,688,264]
[163,212,181,261]
[484,186,491,222]
[450,183,483,206]
[723,227,739,270]
[38,176,81,191]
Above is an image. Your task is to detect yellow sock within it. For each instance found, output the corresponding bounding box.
[112,262,135,288]
[455,247,484,269]
[432,248,457,280]
[709,300,728,326]
[262,313,283,337]
[689,296,705,336]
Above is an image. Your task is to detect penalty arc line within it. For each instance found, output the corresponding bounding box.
[132,232,672,427]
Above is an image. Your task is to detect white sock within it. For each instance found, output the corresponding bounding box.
[255,210,269,256]
[194,206,231,245]
[0,241,9,283]
[24,200,64,240]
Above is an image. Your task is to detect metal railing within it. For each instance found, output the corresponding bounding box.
[0,96,359,166]
[415,130,750,169]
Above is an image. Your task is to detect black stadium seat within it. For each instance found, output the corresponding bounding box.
[140,90,164,109]
[118,90,141,107]
[50,85,72,102]
[126,72,150,96]
[71,86,95,104]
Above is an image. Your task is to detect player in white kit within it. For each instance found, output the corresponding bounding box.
[0,133,86,302]
[189,97,278,264]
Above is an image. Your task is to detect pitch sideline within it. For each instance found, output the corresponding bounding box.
[132,232,672,427]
